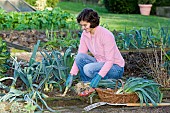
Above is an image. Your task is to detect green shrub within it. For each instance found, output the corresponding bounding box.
[152,0,170,14]
[25,0,60,8]
[25,0,37,6]
[155,0,170,6]
[138,0,156,4]
[46,0,60,8]
[0,8,77,30]
[103,0,139,14]
[103,0,170,14]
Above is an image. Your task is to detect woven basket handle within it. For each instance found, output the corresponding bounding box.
[115,79,124,90]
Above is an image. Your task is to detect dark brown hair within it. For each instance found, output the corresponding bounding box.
[76,8,100,28]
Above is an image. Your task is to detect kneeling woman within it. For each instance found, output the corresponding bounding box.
[66,8,125,96]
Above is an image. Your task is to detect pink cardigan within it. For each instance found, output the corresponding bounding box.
[70,26,125,77]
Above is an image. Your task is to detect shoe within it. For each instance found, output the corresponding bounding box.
[78,88,95,97]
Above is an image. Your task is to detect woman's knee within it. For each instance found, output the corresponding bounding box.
[83,64,93,78]
[119,68,124,77]
[106,65,124,79]
[114,67,124,79]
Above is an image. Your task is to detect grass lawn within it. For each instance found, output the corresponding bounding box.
[57,1,170,32]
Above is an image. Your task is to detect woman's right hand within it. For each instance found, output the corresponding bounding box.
[65,74,73,87]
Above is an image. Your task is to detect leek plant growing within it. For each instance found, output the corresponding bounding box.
[0,38,10,78]
[0,40,74,112]
[115,27,170,50]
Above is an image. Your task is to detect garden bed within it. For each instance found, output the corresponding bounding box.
[0,91,170,113]
[0,30,170,113]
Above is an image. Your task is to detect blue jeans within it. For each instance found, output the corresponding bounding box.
[75,53,124,82]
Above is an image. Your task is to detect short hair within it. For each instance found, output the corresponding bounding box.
[77,8,100,28]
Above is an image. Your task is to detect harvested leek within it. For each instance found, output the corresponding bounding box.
[61,75,73,96]
[62,87,69,96]
[116,77,163,106]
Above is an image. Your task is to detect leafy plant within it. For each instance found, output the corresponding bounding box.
[46,0,59,8]
[0,40,74,112]
[116,77,163,106]
[0,38,10,78]
[43,29,80,51]
[163,50,170,75]
[117,31,137,50]
[138,0,156,4]
[25,0,37,6]
[0,8,77,30]
[114,27,170,50]
[98,79,122,89]
[159,27,170,48]
[103,0,139,14]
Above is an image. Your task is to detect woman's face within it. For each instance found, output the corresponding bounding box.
[79,21,93,33]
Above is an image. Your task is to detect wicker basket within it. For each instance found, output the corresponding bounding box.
[96,79,139,103]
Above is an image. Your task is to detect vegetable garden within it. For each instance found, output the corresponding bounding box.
[0,4,170,113]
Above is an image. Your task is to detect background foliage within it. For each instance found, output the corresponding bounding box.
[0,38,10,78]
[103,0,170,14]
[0,8,77,30]
[46,0,60,8]
[103,0,140,14]
[25,0,170,14]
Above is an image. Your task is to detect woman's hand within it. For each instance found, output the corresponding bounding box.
[62,74,74,96]
[65,74,73,87]
[90,74,102,88]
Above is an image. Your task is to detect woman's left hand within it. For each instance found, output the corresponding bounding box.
[90,74,102,88]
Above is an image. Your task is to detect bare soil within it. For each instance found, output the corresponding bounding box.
[41,88,170,113]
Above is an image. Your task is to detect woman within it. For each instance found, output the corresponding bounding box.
[66,8,125,96]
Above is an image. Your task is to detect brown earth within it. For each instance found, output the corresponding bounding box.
[43,89,170,113]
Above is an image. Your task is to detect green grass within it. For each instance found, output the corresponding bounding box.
[57,1,108,14]
[57,1,170,32]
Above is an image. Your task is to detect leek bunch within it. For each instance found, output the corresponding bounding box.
[98,79,122,89]
[116,77,163,106]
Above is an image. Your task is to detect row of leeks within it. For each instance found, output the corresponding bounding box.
[0,40,74,112]
[116,77,163,106]
[115,27,170,50]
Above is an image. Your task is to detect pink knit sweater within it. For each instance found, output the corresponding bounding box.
[70,26,125,77]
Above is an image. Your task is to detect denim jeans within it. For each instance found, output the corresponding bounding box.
[75,53,124,82]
